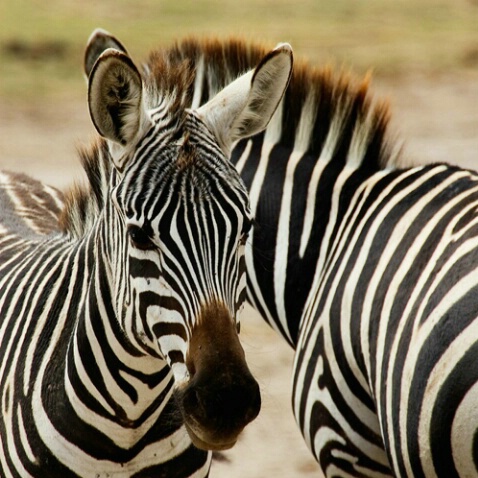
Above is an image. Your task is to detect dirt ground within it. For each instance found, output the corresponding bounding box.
[0,70,477,477]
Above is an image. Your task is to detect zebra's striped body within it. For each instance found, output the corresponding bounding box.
[232,53,478,477]
[292,164,478,477]
[140,39,478,476]
[0,31,293,477]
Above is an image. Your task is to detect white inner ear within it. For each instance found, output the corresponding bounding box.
[196,44,293,155]
[234,44,293,137]
[88,49,150,169]
[196,71,255,152]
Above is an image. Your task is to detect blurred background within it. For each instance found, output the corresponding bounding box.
[1,1,477,476]
[2,0,478,96]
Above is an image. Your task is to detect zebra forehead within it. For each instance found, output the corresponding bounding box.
[116,152,248,224]
[123,138,243,192]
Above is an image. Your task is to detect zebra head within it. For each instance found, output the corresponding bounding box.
[85,30,293,451]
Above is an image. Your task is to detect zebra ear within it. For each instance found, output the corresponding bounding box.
[88,49,149,168]
[196,43,293,154]
[84,28,128,78]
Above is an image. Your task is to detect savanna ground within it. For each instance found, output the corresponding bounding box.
[1,1,477,476]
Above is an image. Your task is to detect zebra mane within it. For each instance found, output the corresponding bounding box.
[144,36,401,167]
[60,37,401,238]
[59,138,112,238]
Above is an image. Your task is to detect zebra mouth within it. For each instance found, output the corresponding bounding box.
[184,422,238,451]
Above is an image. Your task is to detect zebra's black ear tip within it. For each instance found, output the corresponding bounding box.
[274,42,293,55]
[255,42,292,69]
[276,43,293,72]
[84,28,128,79]
[252,42,293,93]
[88,28,113,42]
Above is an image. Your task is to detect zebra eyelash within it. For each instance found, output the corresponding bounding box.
[127,224,157,251]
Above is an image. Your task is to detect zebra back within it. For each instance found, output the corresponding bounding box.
[0,171,64,236]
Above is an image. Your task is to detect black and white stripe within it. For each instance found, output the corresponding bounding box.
[0,31,293,477]
[228,51,478,477]
[140,34,478,477]
[0,114,214,478]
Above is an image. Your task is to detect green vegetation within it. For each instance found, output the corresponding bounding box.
[1,0,477,102]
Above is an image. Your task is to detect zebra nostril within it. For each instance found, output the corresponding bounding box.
[184,385,206,417]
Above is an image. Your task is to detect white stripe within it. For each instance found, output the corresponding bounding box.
[299,103,351,258]
[274,92,317,339]
[234,139,253,175]
[17,404,38,465]
[191,55,205,109]
[245,100,287,336]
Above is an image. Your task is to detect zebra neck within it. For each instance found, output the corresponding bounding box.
[234,96,397,348]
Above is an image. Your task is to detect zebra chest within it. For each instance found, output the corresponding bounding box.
[0,329,192,476]
[1,379,193,477]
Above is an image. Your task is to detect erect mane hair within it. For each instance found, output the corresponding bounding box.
[60,36,401,238]
[59,138,112,237]
[146,36,401,167]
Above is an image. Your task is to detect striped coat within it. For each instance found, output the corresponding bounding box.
[149,37,478,477]
[0,31,293,477]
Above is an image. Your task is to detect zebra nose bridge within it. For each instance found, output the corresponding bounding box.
[186,300,244,375]
[186,298,245,366]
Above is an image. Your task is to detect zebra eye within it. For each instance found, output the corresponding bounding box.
[128,225,155,250]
